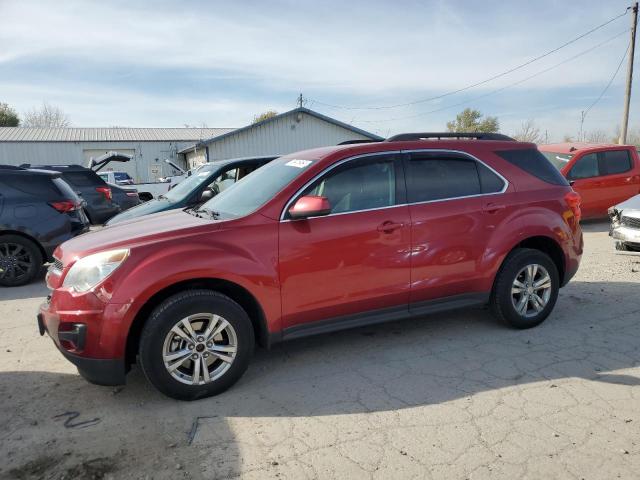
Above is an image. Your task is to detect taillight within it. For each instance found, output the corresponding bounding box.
[49,200,79,213]
[96,186,112,201]
[564,191,582,222]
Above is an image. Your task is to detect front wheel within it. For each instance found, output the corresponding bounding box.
[490,248,559,329]
[139,290,255,400]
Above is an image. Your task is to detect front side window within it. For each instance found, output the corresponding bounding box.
[568,153,599,179]
[406,156,480,203]
[302,157,396,215]
[601,150,632,175]
[114,172,132,182]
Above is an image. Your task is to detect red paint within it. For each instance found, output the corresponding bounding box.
[288,195,331,219]
[40,140,583,372]
[539,143,640,218]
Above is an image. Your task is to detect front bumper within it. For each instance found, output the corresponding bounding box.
[610,224,640,246]
[38,293,128,386]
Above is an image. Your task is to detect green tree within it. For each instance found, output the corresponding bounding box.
[446,108,499,133]
[0,102,20,126]
[252,110,278,124]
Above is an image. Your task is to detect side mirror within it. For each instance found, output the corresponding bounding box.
[288,195,331,219]
[200,189,215,202]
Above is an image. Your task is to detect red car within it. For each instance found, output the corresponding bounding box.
[539,143,640,219]
[39,133,583,400]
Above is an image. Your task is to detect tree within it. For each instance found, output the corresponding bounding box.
[0,102,20,126]
[446,108,499,133]
[513,119,542,143]
[586,129,608,143]
[23,102,70,127]
[252,110,278,124]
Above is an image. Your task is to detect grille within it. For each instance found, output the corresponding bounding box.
[621,215,640,229]
[53,258,64,271]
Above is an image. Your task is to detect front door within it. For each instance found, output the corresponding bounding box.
[279,154,411,330]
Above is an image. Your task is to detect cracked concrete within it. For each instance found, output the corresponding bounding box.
[0,220,638,479]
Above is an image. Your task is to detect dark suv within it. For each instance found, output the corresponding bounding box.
[39,133,583,400]
[22,164,120,224]
[0,166,89,286]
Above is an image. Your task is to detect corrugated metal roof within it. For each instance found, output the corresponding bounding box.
[0,127,236,142]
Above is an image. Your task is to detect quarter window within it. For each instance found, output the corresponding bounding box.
[302,157,396,214]
[406,156,481,203]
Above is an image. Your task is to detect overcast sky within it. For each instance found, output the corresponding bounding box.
[0,0,637,140]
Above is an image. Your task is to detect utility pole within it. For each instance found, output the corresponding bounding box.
[579,110,585,141]
[620,2,638,144]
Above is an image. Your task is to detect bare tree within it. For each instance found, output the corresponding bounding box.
[586,129,608,143]
[23,102,70,127]
[512,119,542,143]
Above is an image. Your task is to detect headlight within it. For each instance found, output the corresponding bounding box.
[62,249,129,292]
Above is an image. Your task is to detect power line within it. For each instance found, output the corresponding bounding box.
[584,42,630,118]
[357,29,630,124]
[309,8,630,111]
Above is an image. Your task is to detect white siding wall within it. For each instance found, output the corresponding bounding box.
[0,141,191,182]
[206,111,371,161]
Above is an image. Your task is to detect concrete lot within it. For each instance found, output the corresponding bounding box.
[0,221,639,480]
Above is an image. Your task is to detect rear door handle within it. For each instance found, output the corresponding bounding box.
[377,221,404,233]
[483,203,506,214]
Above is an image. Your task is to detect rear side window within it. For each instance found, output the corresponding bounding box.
[406,157,480,202]
[496,148,569,186]
[2,175,62,200]
[477,163,505,193]
[601,150,632,175]
[61,171,102,187]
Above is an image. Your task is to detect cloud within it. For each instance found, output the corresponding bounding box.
[0,0,635,135]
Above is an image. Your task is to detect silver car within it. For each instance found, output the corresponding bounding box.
[609,194,640,251]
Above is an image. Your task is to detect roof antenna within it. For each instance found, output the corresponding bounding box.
[298,93,304,109]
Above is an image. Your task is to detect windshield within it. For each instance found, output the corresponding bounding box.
[541,151,574,170]
[200,156,315,218]
[164,166,217,201]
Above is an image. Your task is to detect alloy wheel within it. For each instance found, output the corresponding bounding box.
[162,313,238,386]
[0,242,33,282]
[510,264,552,318]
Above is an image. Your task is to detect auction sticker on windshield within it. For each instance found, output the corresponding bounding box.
[285,159,313,168]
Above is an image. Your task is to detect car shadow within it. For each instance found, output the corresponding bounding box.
[1,279,639,478]
[580,219,609,233]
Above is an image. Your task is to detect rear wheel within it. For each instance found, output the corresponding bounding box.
[490,248,559,329]
[0,235,43,287]
[139,289,254,400]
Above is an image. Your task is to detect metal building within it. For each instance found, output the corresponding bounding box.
[0,128,233,182]
[0,109,382,181]
[179,108,383,169]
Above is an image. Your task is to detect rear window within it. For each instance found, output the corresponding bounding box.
[496,149,569,186]
[2,175,62,200]
[61,170,103,187]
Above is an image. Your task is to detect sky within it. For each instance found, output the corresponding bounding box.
[0,0,638,141]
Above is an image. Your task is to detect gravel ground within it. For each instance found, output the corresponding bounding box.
[0,220,639,480]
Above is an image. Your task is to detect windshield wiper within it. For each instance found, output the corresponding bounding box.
[183,205,220,219]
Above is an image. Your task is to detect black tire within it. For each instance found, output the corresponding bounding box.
[0,234,44,287]
[490,248,559,329]
[139,289,255,401]
[616,241,640,252]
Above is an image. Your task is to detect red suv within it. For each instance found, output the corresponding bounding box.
[38,133,583,400]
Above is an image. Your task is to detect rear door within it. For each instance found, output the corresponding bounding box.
[598,149,639,208]
[278,154,411,330]
[404,151,504,308]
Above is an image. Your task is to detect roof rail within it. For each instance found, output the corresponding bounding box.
[386,132,515,142]
[0,165,27,170]
[337,139,383,145]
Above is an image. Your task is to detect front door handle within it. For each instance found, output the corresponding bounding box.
[483,203,506,214]
[377,221,404,233]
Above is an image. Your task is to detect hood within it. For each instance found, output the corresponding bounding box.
[106,198,173,225]
[615,193,640,213]
[57,209,216,263]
